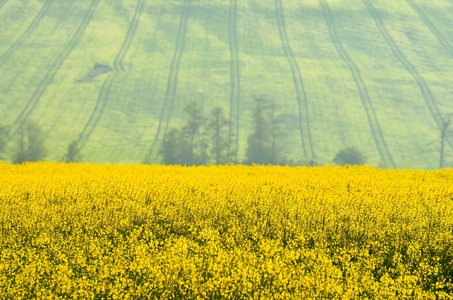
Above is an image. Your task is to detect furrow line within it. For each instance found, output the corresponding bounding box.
[77,75,115,149]
[77,0,146,150]
[228,0,240,163]
[113,0,146,73]
[406,0,453,56]
[320,0,396,168]
[0,0,55,68]
[12,0,100,131]
[363,0,453,150]
[146,0,191,163]
[275,0,314,159]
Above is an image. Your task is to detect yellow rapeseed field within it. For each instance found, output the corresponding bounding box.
[1,162,453,299]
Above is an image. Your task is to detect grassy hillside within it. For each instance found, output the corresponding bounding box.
[0,0,452,168]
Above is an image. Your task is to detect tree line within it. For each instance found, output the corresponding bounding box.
[1,102,451,168]
[158,98,361,167]
[0,98,315,166]
[157,98,308,166]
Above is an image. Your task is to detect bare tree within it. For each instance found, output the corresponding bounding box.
[439,115,452,169]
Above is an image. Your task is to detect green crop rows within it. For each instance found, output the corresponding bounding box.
[0,0,452,169]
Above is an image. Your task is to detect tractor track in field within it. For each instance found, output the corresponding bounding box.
[112,0,145,73]
[320,0,396,168]
[363,0,453,151]
[12,0,100,132]
[146,0,191,163]
[228,0,240,163]
[0,0,54,67]
[406,0,453,56]
[77,0,146,150]
[275,0,314,160]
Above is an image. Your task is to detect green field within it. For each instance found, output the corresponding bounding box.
[0,0,452,168]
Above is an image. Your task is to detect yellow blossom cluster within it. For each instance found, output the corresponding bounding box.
[1,162,453,299]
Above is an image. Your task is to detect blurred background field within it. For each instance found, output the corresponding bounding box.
[0,0,452,169]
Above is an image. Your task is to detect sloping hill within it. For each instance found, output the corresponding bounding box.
[0,0,452,168]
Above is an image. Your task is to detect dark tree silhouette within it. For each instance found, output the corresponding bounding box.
[13,121,47,164]
[160,127,190,165]
[182,102,204,165]
[244,98,283,165]
[0,124,9,159]
[64,140,82,163]
[207,106,231,164]
[439,115,452,169]
[161,102,209,166]
[333,147,366,166]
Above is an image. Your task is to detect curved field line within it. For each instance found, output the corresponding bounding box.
[275,0,314,159]
[76,75,115,149]
[0,0,54,68]
[112,0,145,73]
[363,0,453,151]
[319,0,396,168]
[77,0,146,150]
[145,0,191,162]
[12,0,100,131]
[406,0,453,56]
[228,0,240,163]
